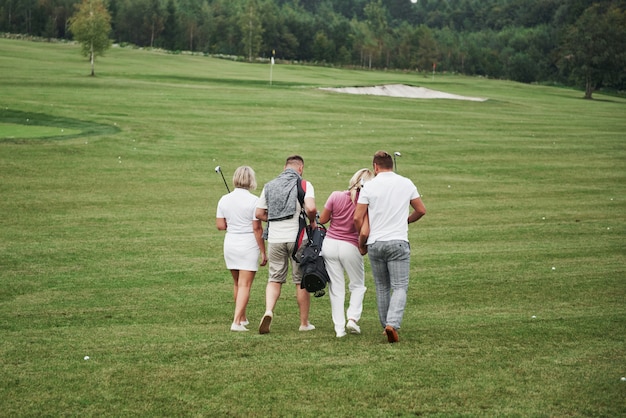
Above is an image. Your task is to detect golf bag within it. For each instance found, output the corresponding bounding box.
[299,224,330,297]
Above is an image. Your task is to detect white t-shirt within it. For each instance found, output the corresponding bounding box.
[257,181,314,243]
[357,171,419,244]
[216,188,259,234]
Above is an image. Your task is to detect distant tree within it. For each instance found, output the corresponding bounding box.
[561,3,626,99]
[145,0,164,48]
[416,25,438,72]
[177,0,202,51]
[312,30,335,62]
[161,0,179,50]
[394,22,417,69]
[68,0,112,76]
[364,0,389,67]
[240,0,263,61]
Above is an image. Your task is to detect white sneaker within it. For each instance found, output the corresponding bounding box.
[299,322,316,331]
[336,330,347,338]
[346,319,361,334]
[230,323,249,332]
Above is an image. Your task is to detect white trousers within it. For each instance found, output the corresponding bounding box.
[322,237,367,335]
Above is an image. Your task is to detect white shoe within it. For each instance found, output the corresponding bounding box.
[299,322,316,331]
[241,319,249,326]
[336,330,347,338]
[346,319,361,334]
[230,323,249,332]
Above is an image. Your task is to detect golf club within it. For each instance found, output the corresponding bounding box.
[215,166,230,193]
[394,152,401,172]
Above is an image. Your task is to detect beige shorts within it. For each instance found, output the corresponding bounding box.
[267,241,302,284]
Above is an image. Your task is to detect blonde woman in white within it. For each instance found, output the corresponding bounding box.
[216,166,267,332]
[318,168,374,338]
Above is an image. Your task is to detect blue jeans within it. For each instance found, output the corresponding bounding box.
[367,240,411,329]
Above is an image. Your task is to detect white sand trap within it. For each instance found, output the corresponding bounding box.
[320,84,487,102]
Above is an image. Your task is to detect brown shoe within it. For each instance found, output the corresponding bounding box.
[259,311,273,334]
[385,325,399,343]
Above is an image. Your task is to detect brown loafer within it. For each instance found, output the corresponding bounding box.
[385,325,399,343]
[259,312,273,334]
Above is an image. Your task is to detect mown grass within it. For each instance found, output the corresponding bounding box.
[1,38,625,417]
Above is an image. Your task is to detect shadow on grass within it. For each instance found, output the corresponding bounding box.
[136,74,315,88]
[0,108,121,143]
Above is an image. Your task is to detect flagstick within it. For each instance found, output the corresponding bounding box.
[270,59,273,85]
[270,51,275,86]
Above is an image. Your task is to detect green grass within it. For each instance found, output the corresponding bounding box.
[1,38,625,417]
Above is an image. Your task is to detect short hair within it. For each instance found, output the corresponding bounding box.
[373,150,393,170]
[285,155,304,168]
[348,168,374,203]
[232,166,257,190]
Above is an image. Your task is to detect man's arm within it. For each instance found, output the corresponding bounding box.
[304,197,317,227]
[408,197,426,224]
[354,203,368,232]
[354,203,369,255]
[255,208,268,222]
[252,219,267,267]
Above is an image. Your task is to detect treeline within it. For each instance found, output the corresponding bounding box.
[1,0,625,92]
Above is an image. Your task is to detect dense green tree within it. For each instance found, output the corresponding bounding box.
[416,25,438,72]
[280,1,315,60]
[161,0,179,50]
[240,0,263,61]
[393,22,417,69]
[312,30,334,63]
[145,0,164,47]
[561,3,626,98]
[2,0,625,94]
[207,0,238,54]
[68,0,112,76]
[364,0,389,67]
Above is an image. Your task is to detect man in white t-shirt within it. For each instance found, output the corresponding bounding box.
[354,150,426,343]
[255,155,317,334]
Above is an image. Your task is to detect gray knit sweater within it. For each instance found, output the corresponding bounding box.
[265,168,301,221]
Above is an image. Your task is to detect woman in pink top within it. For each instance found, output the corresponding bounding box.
[319,168,373,338]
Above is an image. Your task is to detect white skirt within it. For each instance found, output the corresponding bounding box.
[223,232,260,271]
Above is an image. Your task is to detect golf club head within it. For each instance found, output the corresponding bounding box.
[394,152,402,157]
[215,166,221,173]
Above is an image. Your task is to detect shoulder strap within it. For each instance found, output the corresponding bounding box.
[297,179,306,206]
[292,179,308,261]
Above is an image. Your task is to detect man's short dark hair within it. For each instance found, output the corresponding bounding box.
[373,150,393,169]
[286,155,304,166]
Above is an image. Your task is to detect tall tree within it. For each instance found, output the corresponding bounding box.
[364,0,389,67]
[145,0,164,48]
[240,0,263,61]
[561,3,626,99]
[68,0,112,76]
[416,25,438,72]
[161,0,179,50]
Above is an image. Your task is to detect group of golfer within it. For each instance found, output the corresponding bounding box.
[215,151,426,343]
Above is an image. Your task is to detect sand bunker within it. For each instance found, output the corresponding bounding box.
[320,84,487,102]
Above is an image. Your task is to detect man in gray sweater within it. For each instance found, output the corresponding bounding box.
[255,155,318,334]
